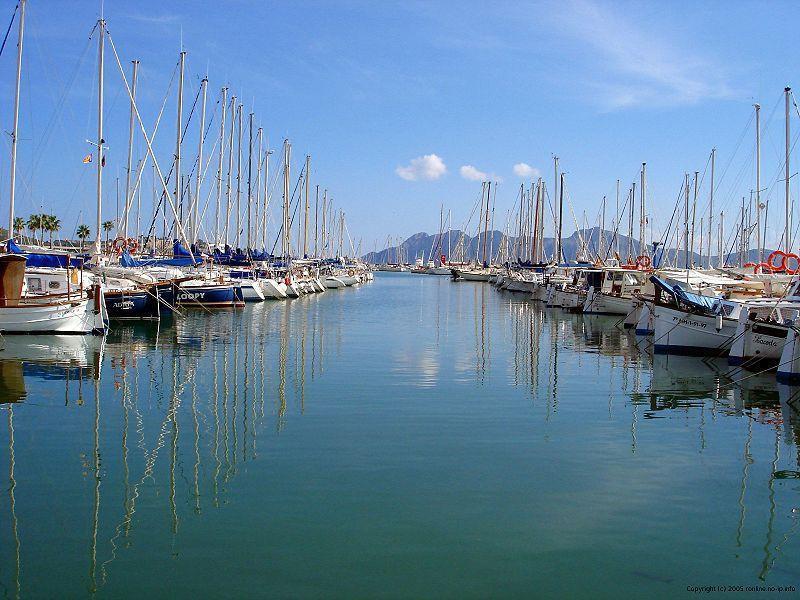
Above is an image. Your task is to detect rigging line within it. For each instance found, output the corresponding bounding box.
[0,3,17,59]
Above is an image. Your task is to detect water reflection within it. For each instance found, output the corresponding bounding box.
[0,277,799,595]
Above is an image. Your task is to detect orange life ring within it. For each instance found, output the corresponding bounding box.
[783,253,800,275]
[754,262,774,274]
[112,236,127,254]
[126,237,139,254]
[767,250,787,272]
[635,254,651,269]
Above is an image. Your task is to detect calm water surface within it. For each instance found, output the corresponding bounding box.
[1,272,799,598]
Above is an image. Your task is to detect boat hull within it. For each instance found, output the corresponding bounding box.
[652,304,737,356]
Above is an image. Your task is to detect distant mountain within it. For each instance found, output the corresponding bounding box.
[362,227,772,267]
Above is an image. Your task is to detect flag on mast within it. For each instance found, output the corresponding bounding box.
[82,154,92,163]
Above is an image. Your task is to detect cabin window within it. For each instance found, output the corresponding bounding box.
[27,277,42,291]
[48,281,61,290]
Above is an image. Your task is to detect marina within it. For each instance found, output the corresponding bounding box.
[1,1,800,597]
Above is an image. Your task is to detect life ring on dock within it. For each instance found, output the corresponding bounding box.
[743,262,756,268]
[112,236,127,253]
[783,253,800,274]
[753,262,774,274]
[126,238,139,254]
[635,255,651,269]
[767,250,787,272]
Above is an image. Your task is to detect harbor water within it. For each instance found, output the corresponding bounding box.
[1,272,799,598]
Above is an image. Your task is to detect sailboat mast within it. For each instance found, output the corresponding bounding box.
[314,185,319,258]
[786,88,792,253]
[6,0,25,240]
[214,88,227,248]
[321,189,327,259]
[615,179,620,255]
[708,148,715,267]
[247,112,253,251]
[600,195,606,258]
[194,76,208,246]
[640,163,646,256]
[684,174,690,270]
[123,60,138,239]
[755,102,762,264]
[254,127,263,250]
[303,155,310,258]
[481,182,491,266]
[94,16,105,257]
[174,51,186,249]
[282,139,291,260]
[224,96,235,246]
[556,173,565,264]
[235,104,243,248]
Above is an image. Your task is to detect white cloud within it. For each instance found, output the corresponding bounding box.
[396,154,447,181]
[513,163,540,178]
[459,165,487,181]
[552,0,736,109]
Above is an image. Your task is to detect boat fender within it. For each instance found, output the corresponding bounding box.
[716,314,723,331]
[284,275,291,286]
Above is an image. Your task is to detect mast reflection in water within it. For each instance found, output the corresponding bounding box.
[0,273,799,597]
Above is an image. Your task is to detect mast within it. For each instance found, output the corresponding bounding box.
[235,104,243,248]
[481,181,491,266]
[255,126,263,250]
[321,189,327,259]
[684,174,690,270]
[718,211,724,268]
[214,88,227,248]
[755,102,762,264]
[193,76,208,246]
[708,148,715,267]
[615,179,620,255]
[314,185,319,258]
[303,155,310,258]
[600,195,606,259]
[247,112,253,251]
[94,15,105,257]
[690,171,698,265]
[556,172,565,265]
[174,51,186,249]
[224,96,235,246]
[122,60,138,239]
[786,88,792,252]
[261,146,270,250]
[7,0,25,240]
[282,139,291,261]
[532,179,541,263]
[640,163,646,256]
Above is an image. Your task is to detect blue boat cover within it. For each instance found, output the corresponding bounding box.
[120,250,200,267]
[6,238,89,268]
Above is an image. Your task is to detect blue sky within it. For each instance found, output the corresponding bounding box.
[1,0,799,253]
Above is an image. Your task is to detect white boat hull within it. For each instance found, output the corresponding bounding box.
[652,304,737,356]
[0,293,106,335]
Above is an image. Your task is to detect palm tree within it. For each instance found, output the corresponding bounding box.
[12,217,24,241]
[76,224,91,251]
[46,215,61,249]
[27,214,41,245]
[102,220,115,249]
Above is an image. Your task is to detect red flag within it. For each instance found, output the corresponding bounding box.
[101,155,106,167]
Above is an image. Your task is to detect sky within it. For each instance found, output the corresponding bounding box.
[0,0,798,254]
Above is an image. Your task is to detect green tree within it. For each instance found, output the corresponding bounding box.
[46,215,61,249]
[102,220,115,249]
[76,224,91,251]
[26,214,41,245]
[12,217,24,241]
